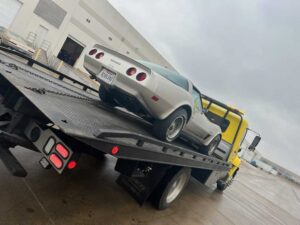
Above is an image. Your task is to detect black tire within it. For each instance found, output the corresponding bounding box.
[98,85,116,106]
[153,108,188,142]
[202,135,221,156]
[217,168,239,191]
[152,167,191,210]
[217,179,227,191]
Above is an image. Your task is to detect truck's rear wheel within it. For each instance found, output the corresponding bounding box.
[99,86,116,106]
[153,108,187,142]
[152,167,191,210]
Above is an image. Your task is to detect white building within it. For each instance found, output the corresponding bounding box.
[0,0,173,71]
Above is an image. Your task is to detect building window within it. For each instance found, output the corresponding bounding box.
[57,37,84,67]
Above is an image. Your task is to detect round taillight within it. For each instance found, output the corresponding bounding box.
[67,161,77,170]
[126,67,137,76]
[89,49,97,55]
[96,52,104,59]
[111,146,119,155]
[136,72,147,81]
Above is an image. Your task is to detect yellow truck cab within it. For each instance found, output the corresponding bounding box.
[201,94,261,190]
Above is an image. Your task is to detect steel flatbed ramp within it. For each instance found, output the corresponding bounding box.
[0,50,229,171]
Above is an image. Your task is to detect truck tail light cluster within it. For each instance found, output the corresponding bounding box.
[43,137,76,171]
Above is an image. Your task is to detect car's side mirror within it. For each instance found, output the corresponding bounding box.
[248,136,261,151]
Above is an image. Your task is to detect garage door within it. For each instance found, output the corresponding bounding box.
[0,0,22,28]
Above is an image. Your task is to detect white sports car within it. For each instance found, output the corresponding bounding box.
[84,44,221,155]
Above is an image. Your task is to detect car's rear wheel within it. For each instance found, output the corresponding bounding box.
[98,85,116,106]
[203,135,221,156]
[153,108,187,142]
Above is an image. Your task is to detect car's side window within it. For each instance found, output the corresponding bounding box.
[192,87,202,113]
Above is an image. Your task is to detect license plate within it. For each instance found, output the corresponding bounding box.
[98,68,116,84]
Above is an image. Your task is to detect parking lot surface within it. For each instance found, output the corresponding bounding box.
[0,147,299,225]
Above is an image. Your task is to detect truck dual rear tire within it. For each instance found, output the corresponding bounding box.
[152,167,191,210]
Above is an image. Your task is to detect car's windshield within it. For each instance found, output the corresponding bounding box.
[137,60,189,91]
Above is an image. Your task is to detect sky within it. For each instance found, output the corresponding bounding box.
[108,0,300,175]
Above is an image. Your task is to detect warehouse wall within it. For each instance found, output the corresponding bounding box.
[8,0,174,71]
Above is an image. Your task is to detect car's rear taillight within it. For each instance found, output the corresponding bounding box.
[136,72,147,81]
[49,154,63,169]
[55,143,69,159]
[89,49,97,55]
[126,67,137,76]
[96,52,104,59]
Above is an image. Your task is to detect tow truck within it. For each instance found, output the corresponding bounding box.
[0,47,260,209]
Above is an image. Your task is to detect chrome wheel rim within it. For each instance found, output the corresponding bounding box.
[166,173,188,204]
[166,116,185,141]
[208,138,219,155]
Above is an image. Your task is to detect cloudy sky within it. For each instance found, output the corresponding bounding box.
[108,0,300,175]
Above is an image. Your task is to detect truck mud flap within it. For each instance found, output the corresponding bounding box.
[0,144,27,177]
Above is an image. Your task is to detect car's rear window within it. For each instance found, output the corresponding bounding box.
[138,60,189,91]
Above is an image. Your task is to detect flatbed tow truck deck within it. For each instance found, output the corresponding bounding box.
[0,47,229,209]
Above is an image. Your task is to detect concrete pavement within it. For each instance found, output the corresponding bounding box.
[0,147,299,225]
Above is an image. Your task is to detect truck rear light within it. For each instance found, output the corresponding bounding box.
[95,52,104,59]
[67,161,77,170]
[111,146,119,155]
[126,67,137,76]
[89,49,97,55]
[40,157,51,169]
[44,137,55,154]
[55,144,69,159]
[136,72,147,81]
[49,154,63,169]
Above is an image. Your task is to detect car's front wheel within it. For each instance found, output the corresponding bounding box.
[203,135,221,156]
[153,108,188,142]
[98,85,116,106]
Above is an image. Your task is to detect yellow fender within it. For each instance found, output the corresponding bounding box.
[228,156,241,178]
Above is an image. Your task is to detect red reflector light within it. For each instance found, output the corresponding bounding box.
[49,154,63,169]
[95,52,104,59]
[126,67,137,76]
[136,72,147,81]
[111,146,119,155]
[67,161,77,170]
[55,144,69,159]
[89,49,97,55]
[152,96,159,101]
